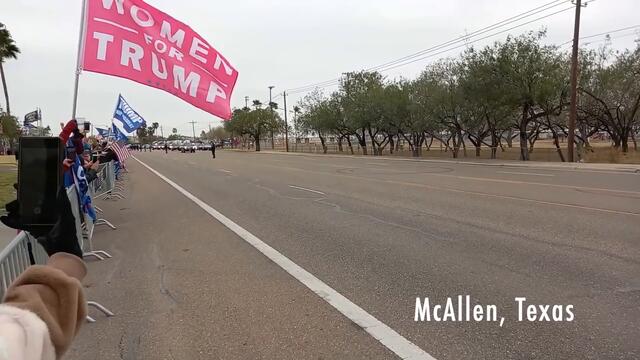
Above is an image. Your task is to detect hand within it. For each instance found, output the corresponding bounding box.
[90,161,100,170]
[37,187,83,258]
[0,196,52,238]
[0,186,82,258]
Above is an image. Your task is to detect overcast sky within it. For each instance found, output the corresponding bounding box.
[2,0,639,136]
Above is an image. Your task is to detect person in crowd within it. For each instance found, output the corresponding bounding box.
[211,142,216,159]
[164,143,168,154]
[0,120,88,359]
[0,187,87,360]
[97,141,119,164]
[81,151,101,183]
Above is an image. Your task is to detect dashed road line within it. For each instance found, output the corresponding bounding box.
[134,156,436,360]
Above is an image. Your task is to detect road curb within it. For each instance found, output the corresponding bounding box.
[228,149,640,174]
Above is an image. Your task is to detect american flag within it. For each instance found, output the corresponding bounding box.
[108,141,131,163]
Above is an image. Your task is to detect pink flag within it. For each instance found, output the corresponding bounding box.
[82,0,238,120]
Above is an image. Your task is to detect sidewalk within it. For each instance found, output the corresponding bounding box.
[67,160,393,360]
[238,149,640,173]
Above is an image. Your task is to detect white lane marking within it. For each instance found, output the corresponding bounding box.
[367,162,388,166]
[266,164,640,217]
[288,185,326,196]
[219,169,232,174]
[133,156,435,360]
[497,171,555,177]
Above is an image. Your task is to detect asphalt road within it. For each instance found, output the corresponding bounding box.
[69,150,640,360]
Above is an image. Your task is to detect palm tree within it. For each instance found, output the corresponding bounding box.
[151,122,159,136]
[252,100,262,109]
[293,106,302,151]
[0,23,20,116]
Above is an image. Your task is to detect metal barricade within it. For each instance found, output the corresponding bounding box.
[0,232,48,300]
[102,162,125,200]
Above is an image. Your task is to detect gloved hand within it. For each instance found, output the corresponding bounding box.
[0,184,51,238]
[38,187,83,259]
[1,186,83,259]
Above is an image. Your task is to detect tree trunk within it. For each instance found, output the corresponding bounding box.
[452,133,460,159]
[395,135,401,152]
[519,130,529,161]
[346,137,354,154]
[338,136,344,152]
[254,135,261,152]
[0,62,10,115]
[389,135,395,155]
[610,131,621,148]
[357,129,367,155]
[552,130,566,162]
[270,132,275,149]
[460,131,467,157]
[621,136,629,153]
[319,135,328,154]
[367,128,378,156]
[489,131,498,159]
[504,129,513,148]
[519,106,530,161]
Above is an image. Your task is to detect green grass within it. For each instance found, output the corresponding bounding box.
[0,168,17,211]
[0,156,16,165]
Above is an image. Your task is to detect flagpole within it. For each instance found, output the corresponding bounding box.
[71,0,89,120]
[110,94,121,141]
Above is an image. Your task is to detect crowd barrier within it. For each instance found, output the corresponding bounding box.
[0,232,48,300]
[0,160,126,322]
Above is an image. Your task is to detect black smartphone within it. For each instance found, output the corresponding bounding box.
[91,152,98,163]
[66,146,77,161]
[18,137,64,227]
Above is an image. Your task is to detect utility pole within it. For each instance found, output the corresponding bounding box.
[268,86,275,149]
[293,107,298,152]
[283,91,289,152]
[188,121,197,141]
[244,96,249,109]
[567,0,584,162]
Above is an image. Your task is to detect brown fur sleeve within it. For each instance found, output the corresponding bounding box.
[2,253,87,358]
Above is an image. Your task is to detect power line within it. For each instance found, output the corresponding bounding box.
[377,6,574,73]
[367,0,567,72]
[288,3,574,95]
[559,24,640,46]
[286,0,571,94]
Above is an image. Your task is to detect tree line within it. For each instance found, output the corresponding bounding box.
[228,31,640,161]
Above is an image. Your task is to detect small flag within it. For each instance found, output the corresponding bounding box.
[96,127,109,138]
[109,141,131,163]
[113,95,146,133]
[111,123,129,143]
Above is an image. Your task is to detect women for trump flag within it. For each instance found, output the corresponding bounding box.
[80,0,238,120]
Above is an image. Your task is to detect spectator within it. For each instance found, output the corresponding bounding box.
[0,172,87,360]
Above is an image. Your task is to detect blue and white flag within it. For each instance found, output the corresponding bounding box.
[112,123,129,143]
[64,144,97,222]
[96,127,109,138]
[113,95,146,134]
